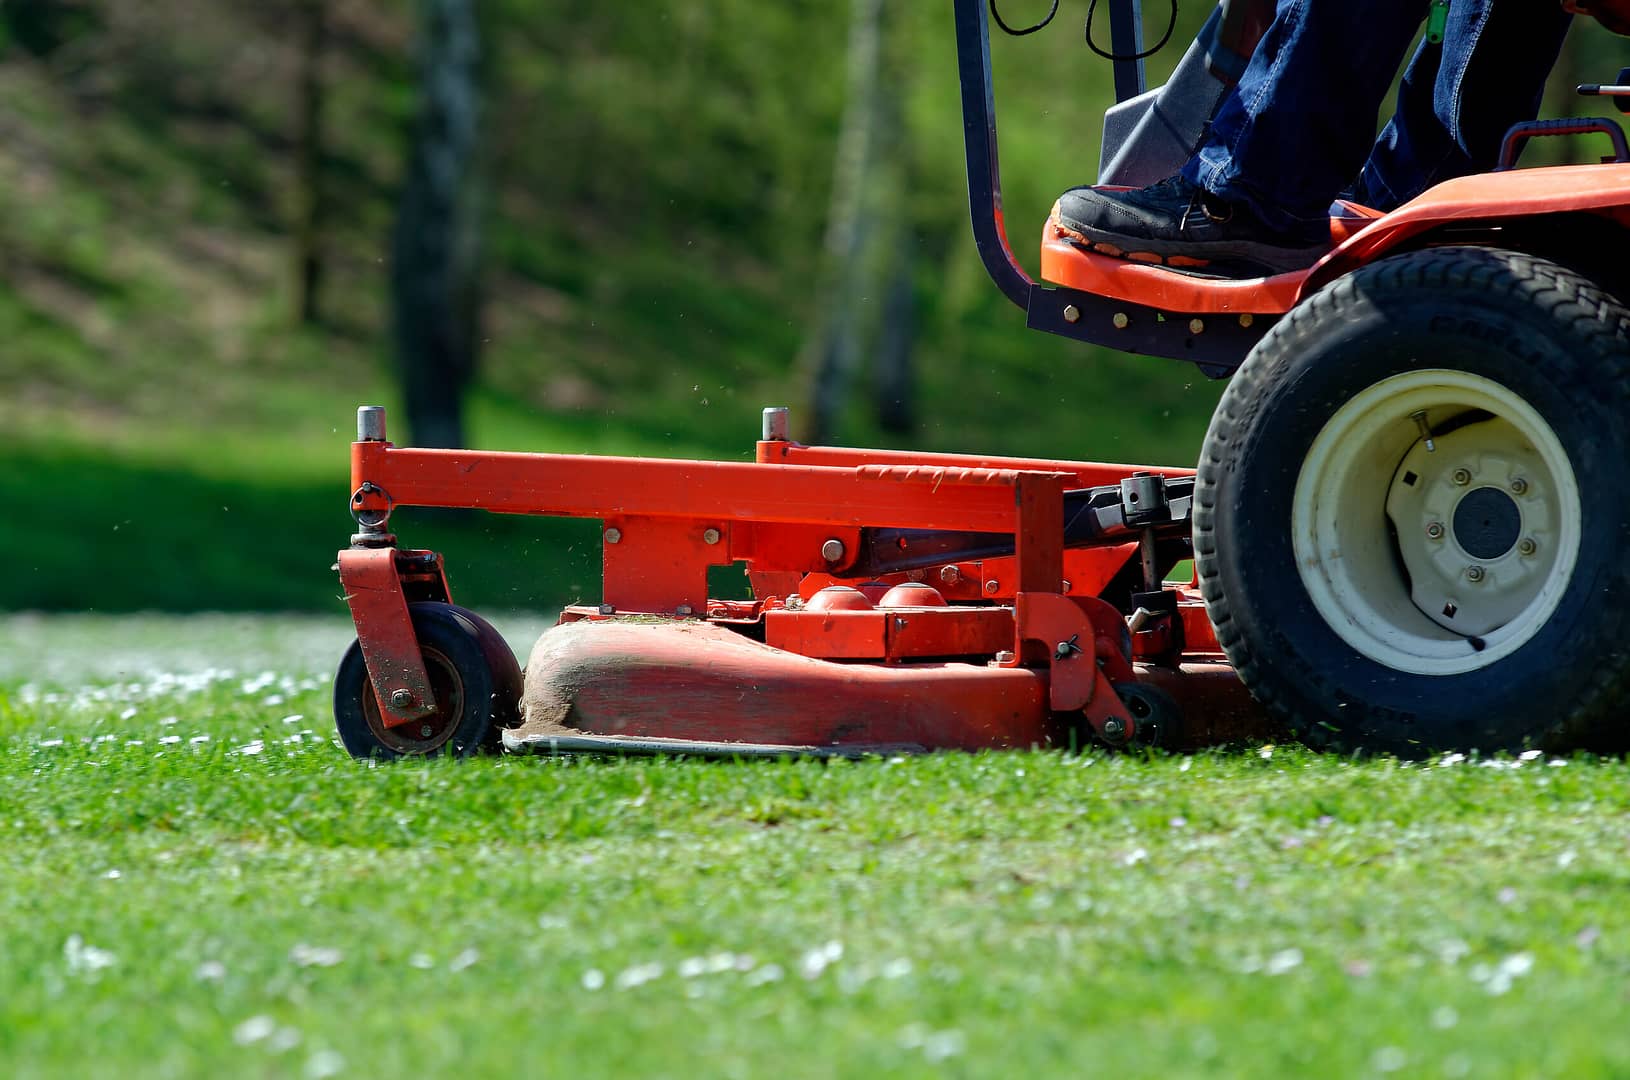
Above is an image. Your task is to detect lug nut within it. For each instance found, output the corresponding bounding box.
[1510,478,1529,495]
[1518,538,1537,557]
[1426,522,1445,540]
[420,725,434,738]
[820,539,846,563]
[389,689,414,709]
[702,528,721,545]
[940,565,962,585]
[1452,468,1472,486]
[604,527,622,545]
[1465,565,1486,583]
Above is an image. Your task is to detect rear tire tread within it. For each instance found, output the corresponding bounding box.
[1196,246,1630,754]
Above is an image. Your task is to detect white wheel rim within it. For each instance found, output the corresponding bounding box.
[1292,369,1581,676]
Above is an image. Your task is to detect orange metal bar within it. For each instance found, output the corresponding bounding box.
[757,440,1192,484]
[1014,473,1065,596]
[337,548,435,729]
[763,606,1014,660]
[352,442,1064,535]
[793,544,1141,603]
[602,515,723,614]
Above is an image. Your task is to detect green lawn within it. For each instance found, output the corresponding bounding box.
[3,614,1628,1079]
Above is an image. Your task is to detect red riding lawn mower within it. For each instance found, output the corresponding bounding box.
[333,0,1630,760]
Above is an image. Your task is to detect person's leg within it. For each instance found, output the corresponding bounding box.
[1054,0,1426,275]
[1182,0,1426,230]
[1349,1,1573,211]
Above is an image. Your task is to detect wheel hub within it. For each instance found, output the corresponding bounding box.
[1452,486,1521,560]
[1386,424,1562,638]
[1293,369,1582,676]
[362,645,465,753]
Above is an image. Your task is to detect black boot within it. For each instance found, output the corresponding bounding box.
[1053,175,1332,277]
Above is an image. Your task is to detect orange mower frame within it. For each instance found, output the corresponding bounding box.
[332,0,1630,759]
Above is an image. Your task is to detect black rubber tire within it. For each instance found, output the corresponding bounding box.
[1195,247,1630,756]
[1114,681,1180,750]
[333,602,523,760]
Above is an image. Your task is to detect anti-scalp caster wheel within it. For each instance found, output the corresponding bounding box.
[1113,681,1180,750]
[333,603,523,760]
[1195,247,1630,755]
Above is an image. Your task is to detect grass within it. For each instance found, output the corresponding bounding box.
[4,614,1629,1079]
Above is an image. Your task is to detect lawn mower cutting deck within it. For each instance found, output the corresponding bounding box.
[333,0,1630,759]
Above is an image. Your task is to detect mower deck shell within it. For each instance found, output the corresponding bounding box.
[511,617,1058,752]
[504,618,1267,755]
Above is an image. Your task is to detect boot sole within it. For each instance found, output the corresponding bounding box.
[1050,205,1329,278]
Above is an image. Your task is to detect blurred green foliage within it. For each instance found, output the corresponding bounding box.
[0,1,1623,611]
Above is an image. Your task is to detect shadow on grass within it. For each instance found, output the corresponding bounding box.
[1,446,609,613]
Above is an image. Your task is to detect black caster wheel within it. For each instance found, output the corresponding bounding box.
[1112,681,1181,749]
[333,602,522,760]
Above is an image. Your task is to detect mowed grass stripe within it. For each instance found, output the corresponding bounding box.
[2,620,1628,1078]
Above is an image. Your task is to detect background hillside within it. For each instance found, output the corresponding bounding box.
[2,1,1624,611]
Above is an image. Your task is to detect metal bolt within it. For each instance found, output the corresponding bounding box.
[675,604,693,617]
[702,528,721,545]
[762,406,790,441]
[1465,565,1486,583]
[940,565,962,585]
[1510,477,1529,495]
[389,689,413,709]
[821,539,846,563]
[357,405,388,442]
[1518,538,1537,557]
[1063,304,1081,324]
[1426,522,1445,540]
[1101,717,1126,741]
[1452,468,1472,486]
[1112,312,1130,330]
[985,580,1000,595]
[1238,313,1255,329]
[604,527,622,545]
[1188,318,1205,335]
[420,724,434,738]
[1410,410,1436,453]
[598,603,615,615]
[993,650,1016,665]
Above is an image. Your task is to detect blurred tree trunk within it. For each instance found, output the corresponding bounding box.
[873,232,916,435]
[292,0,327,325]
[871,31,919,437]
[801,0,884,445]
[390,0,484,449]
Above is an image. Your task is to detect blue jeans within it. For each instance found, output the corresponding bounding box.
[1181,0,1573,230]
